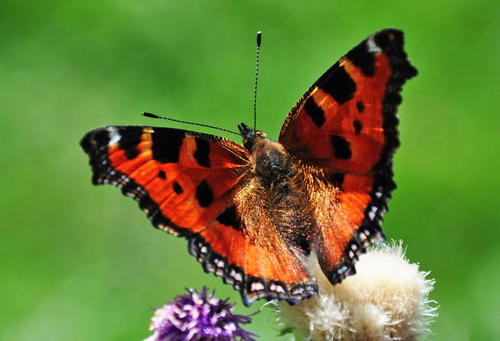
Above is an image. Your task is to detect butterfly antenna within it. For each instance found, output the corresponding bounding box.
[143,112,241,136]
[253,31,262,132]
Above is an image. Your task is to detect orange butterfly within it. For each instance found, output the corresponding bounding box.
[81,29,417,306]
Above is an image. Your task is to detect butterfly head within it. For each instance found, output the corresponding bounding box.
[238,122,267,151]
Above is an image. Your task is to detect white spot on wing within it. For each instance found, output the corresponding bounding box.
[368,206,379,220]
[367,36,381,52]
[270,283,286,294]
[230,270,243,282]
[250,281,265,292]
[107,127,121,146]
[292,287,304,295]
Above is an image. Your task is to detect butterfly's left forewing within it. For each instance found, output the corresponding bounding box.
[280,29,417,283]
[81,126,249,235]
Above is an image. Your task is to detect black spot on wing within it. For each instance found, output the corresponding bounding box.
[329,172,345,190]
[353,120,362,134]
[216,205,241,231]
[330,135,352,159]
[158,170,166,179]
[356,101,365,113]
[304,97,325,128]
[118,127,142,159]
[321,66,356,105]
[193,137,211,167]
[346,41,376,77]
[173,181,183,194]
[152,128,184,163]
[196,180,214,207]
[80,128,110,153]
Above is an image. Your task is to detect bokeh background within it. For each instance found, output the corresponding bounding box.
[2,0,499,339]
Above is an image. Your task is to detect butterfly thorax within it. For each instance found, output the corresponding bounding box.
[250,137,293,185]
[239,122,293,183]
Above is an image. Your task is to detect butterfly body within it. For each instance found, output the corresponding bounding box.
[81,29,417,305]
[237,128,314,251]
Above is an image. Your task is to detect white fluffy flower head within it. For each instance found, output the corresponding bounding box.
[278,242,437,341]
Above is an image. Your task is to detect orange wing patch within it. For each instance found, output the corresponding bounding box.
[314,173,378,283]
[281,29,417,284]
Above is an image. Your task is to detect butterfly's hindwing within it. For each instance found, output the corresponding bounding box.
[189,218,317,306]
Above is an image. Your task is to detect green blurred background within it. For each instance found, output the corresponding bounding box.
[2,0,499,339]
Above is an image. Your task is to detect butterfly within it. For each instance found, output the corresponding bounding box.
[81,29,417,306]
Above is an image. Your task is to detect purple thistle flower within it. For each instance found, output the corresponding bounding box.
[145,288,257,341]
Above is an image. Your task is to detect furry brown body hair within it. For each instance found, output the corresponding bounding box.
[235,137,318,256]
